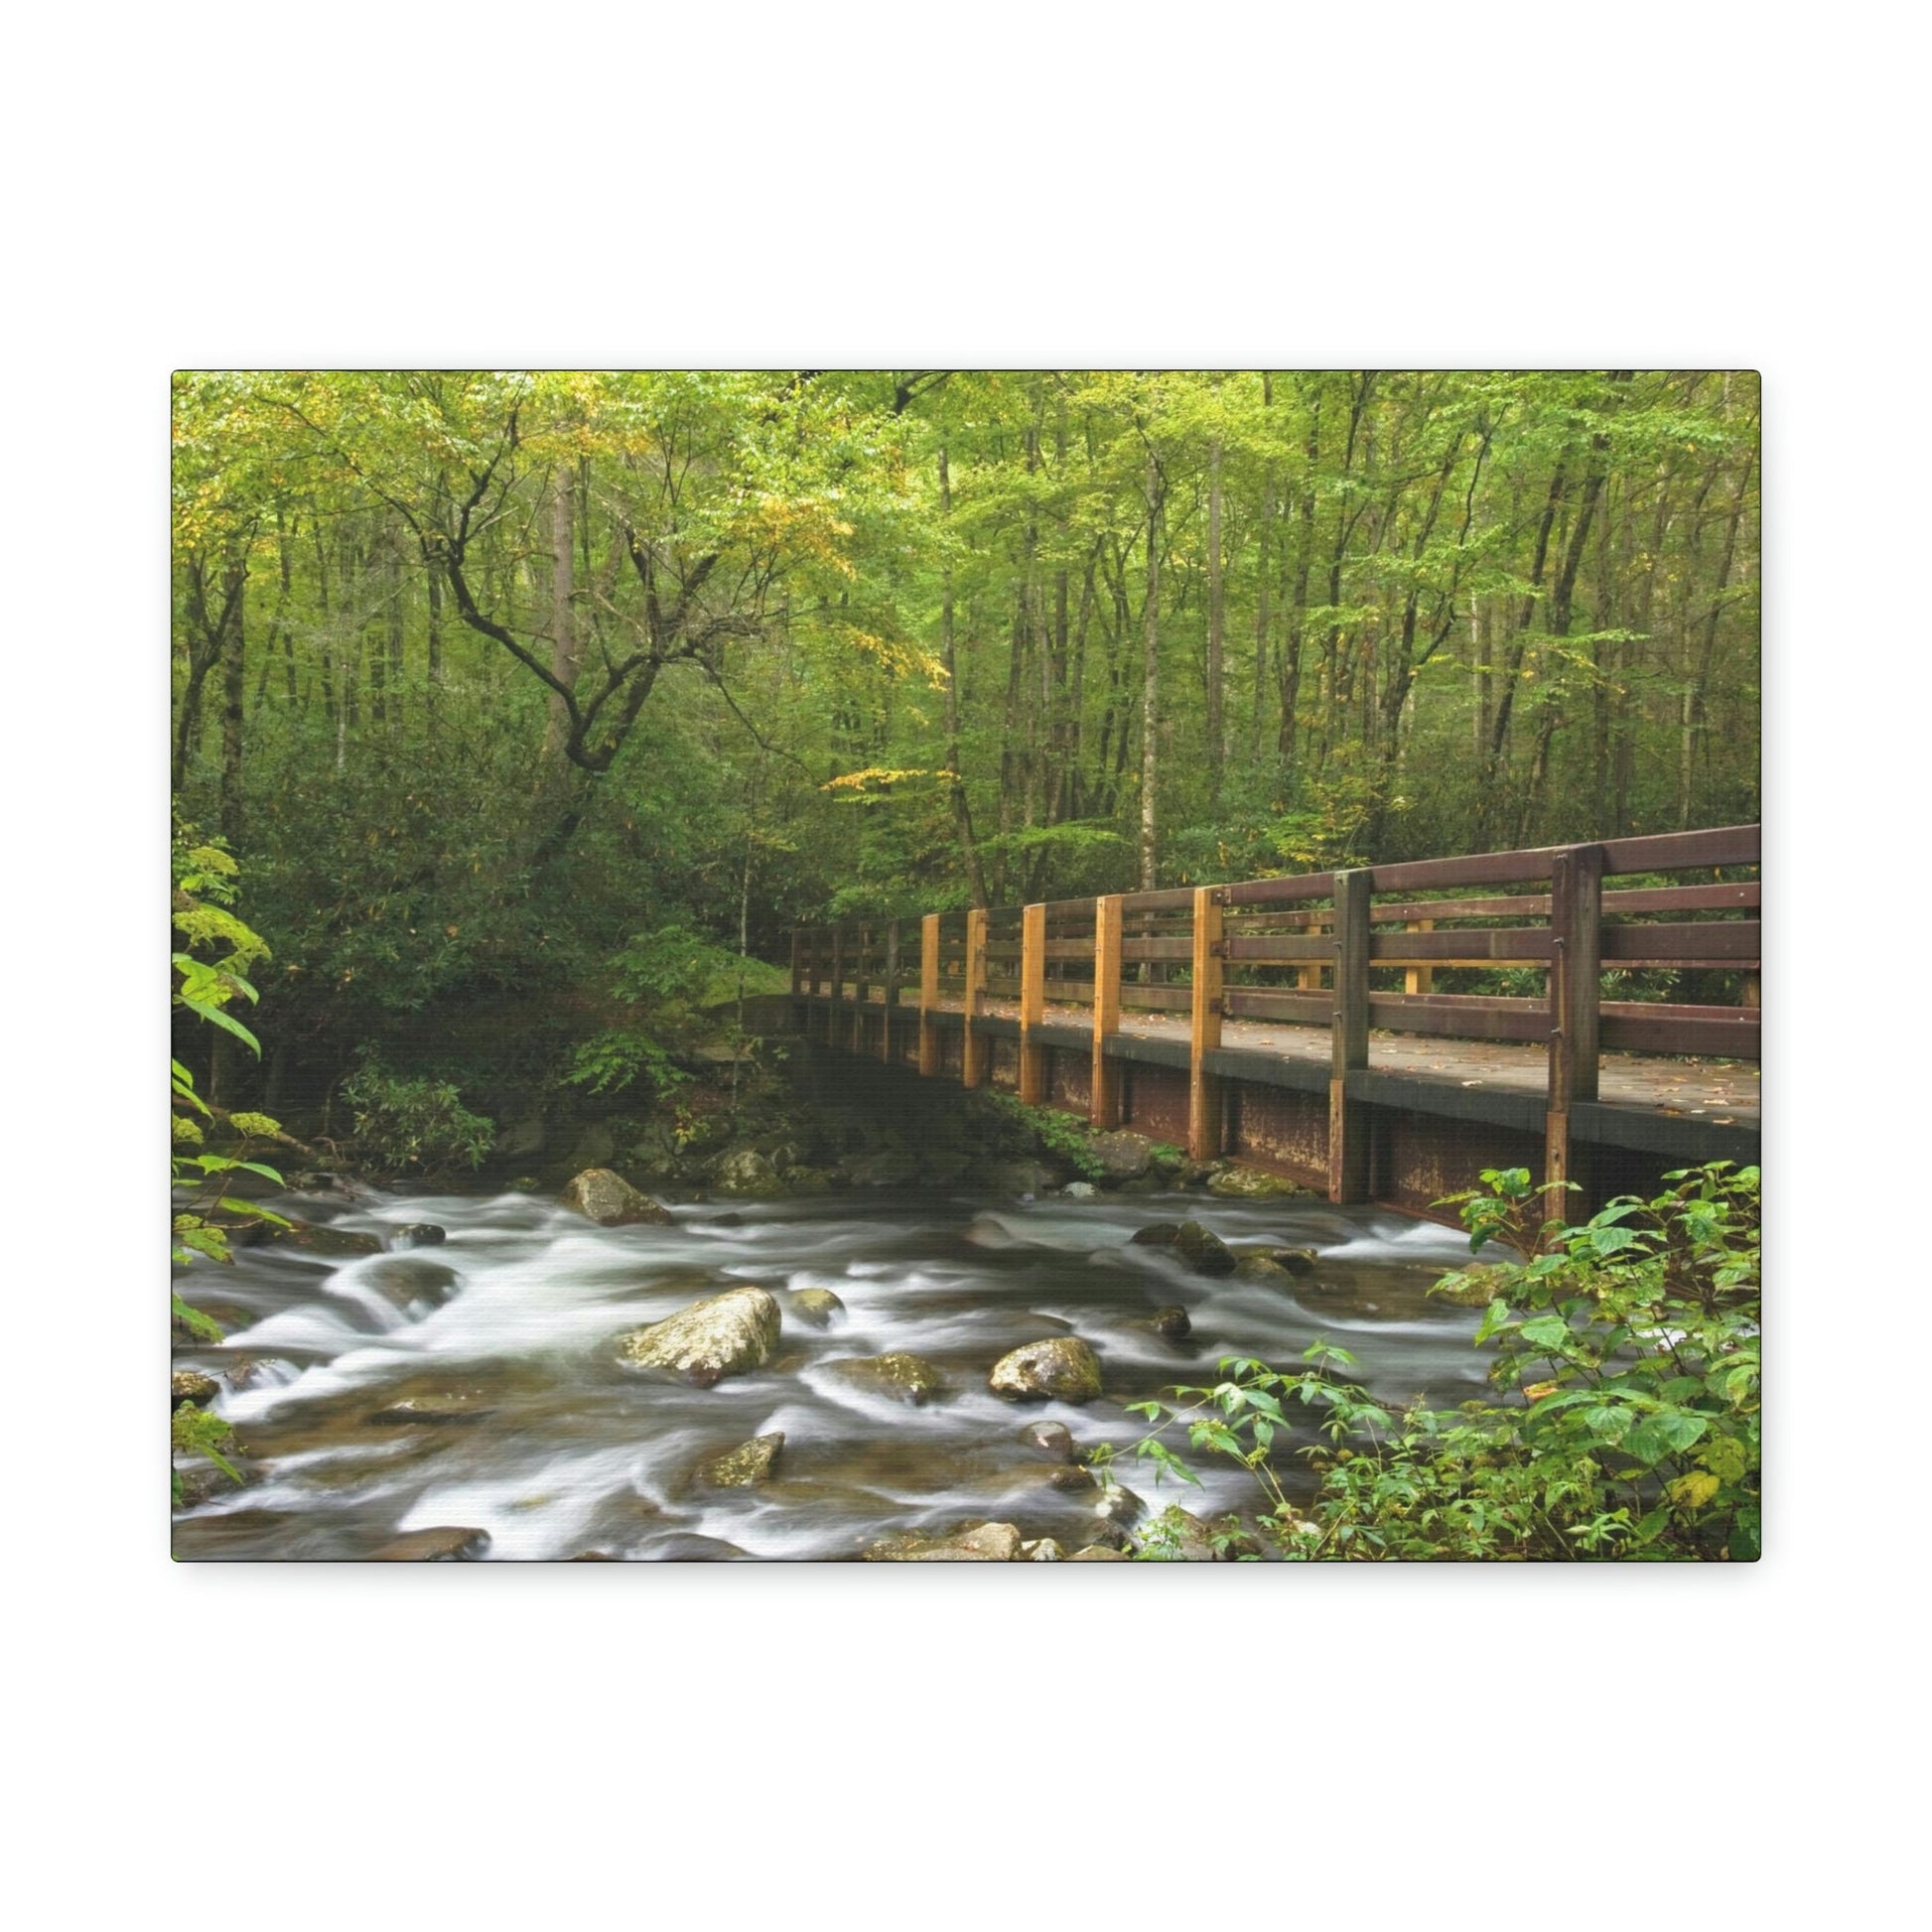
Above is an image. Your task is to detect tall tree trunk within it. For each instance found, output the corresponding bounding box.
[542,464,578,768]
[1680,438,1756,827]
[1206,426,1225,806]
[218,583,245,844]
[1138,446,1163,894]
[938,448,989,906]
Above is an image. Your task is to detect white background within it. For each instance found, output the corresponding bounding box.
[0,2,1919,1923]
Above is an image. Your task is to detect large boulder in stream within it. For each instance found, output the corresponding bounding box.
[714,1148,785,1198]
[562,1169,674,1228]
[864,1521,1023,1561]
[612,1288,781,1386]
[697,1433,784,1487]
[826,1352,947,1405]
[846,1148,920,1188]
[1173,1221,1237,1277]
[988,1337,1103,1404]
[270,1219,383,1258]
[391,1222,447,1249]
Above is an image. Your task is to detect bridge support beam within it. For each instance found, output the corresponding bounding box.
[1090,895,1123,1130]
[1188,887,1225,1162]
[1019,903,1046,1104]
[1328,870,1371,1203]
[881,919,900,1064]
[1544,843,1604,1220]
[918,913,940,1075]
[961,906,989,1088]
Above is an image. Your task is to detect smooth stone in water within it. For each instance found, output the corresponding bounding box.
[1068,1544,1129,1561]
[864,1522,1022,1562]
[561,1168,674,1228]
[1150,1305,1191,1338]
[612,1287,781,1386]
[1174,1221,1237,1276]
[988,1336,1103,1404]
[391,1222,447,1249]
[1048,1464,1097,1492]
[789,1288,847,1328]
[1272,1248,1318,1276]
[370,1526,490,1561]
[846,1149,920,1188]
[172,1370,219,1410]
[827,1351,947,1404]
[368,1393,495,1426]
[272,1220,383,1258]
[367,1256,460,1311]
[1129,1221,1181,1247]
[1022,1539,1066,1562]
[715,1148,785,1198]
[1234,1254,1297,1286]
[1021,1420,1074,1460]
[697,1432,784,1487]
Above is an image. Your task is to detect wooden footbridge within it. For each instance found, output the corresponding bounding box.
[781,824,1760,1223]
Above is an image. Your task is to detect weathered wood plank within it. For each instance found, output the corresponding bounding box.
[1019,902,1047,1105]
[1189,887,1224,1162]
[918,912,941,1076]
[1329,870,1371,1203]
[1091,895,1124,1130]
[961,906,989,1088]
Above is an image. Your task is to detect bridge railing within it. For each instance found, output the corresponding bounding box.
[788,823,1760,1197]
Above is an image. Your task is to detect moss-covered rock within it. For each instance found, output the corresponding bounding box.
[863,1521,1022,1561]
[612,1287,781,1386]
[1129,1220,1182,1247]
[697,1432,784,1487]
[988,1336,1103,1404]
[826,1351,947,1404]
[1149,1305,1192,1337]
[1234,1253,1297,1286]
[561,1168,674,1227]
[714,1148,786,1198]
[1206,1166,1310,1200]
[1088,1130,1155,1182]
[269,1219,383,1258]
[172,1370,219,1409]
[1174,1220,1237,1276]
[1271,1247,1319,1275]
[789,1288,847,1328]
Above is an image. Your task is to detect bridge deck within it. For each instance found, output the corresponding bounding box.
[827,991,1760,1131]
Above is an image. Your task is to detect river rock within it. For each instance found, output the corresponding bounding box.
[1094,1483,1146,1532]
[1129,1220,1181,1247]
[1068,1543,1129,1561]
[715,1148,784,1198]
[864,1521,1023,1561]
[613,1287,781,1385]
[1061,1180,1098,1200]
[224,1357,292,1393]
[1209,1512,1264,1559]
[1021,1420,1075,1459]
[371,1526,491,1561]
[789,1288,847,1328]
[1088,1130,1154,1182]
[697,1432,784,1487]
[561,1168,674,1227]
[1206,1166,1308,1200]
[368,1393,495,1426]
[1022,1538,1066,1561]
[1174,1220,1237,1276]
[827,1351,946,1404]
[1150,1305,1191,1338]
[172,1370,219,1410]
[1271,1247,1319,1275]
[988,1336,1103,1404]
[272,1219,383,1258]
[847,1148,920,1188]
[1234,1254,1297,1286]
[368,1256,460,1311]
[391,1222,447,1249]
[1048,1464,1097,1492]
[977,1159,1056,1198]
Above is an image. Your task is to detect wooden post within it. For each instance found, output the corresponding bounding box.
[1298,916,1323,992]
[1404,918,1435,997]
[1019,902,1047,1104]
[1187,887,1225,1162]
[1545,844,1604,1218]
[1327,870,1371,1203]
[881,919,900,1063]
[961,906,989,1088]
[828,923,844,1048]
[918,912,941,1075]
[852,921,870,1051]
[1090,895,1123,1130]
[789,928,802,998]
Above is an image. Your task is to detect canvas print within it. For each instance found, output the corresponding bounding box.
[170,370,1760,1561]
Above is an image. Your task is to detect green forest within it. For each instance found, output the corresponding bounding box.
[173,369,1759,1129]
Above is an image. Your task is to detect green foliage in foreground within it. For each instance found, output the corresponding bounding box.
[1107,1162,1761,1561]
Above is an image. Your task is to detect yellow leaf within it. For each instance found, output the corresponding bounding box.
[1668,1471,1721,1510]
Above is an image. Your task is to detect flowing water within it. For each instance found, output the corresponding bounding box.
[171,1185,1495,1561]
